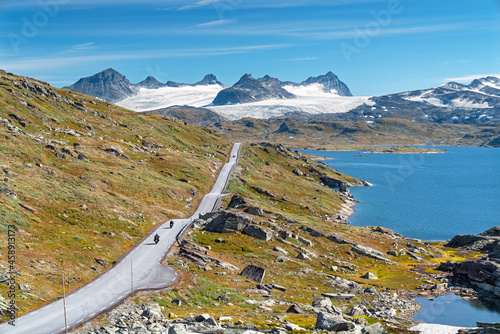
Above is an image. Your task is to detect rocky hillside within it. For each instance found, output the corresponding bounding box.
[74,143,478,334]
[212,117,500,148]
[0,69,231,320]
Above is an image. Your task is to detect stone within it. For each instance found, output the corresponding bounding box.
[95,258,107,266]
[204,210,252,233]
[286,304,305,314]
[217,294,231,302]
[276,256,289,263]
[244,225,275,241]
[172,299,182,306]
[297,236,314,247]
[245,206,264,216]
[351,244,393,263]
[273,246,289,255]
[19,284,30,292]
[168,324,188,334]
[349,305,365,317]
[362,272,378,280]
[141,309,162,321]
[272,284,287,292]
[240,265,266,283]
[195,313,211,322]
[0,186,18,199]
[315,312,354,331]
[202,316,218,327]
[362,322,388,334]
[364,287,378,294]
[312,297,343,314]
[296,252,311,261]
[387,250,398,257]
[219,316,233,322]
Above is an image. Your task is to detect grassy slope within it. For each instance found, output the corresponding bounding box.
[0,70,231,318]
[112,143,479,331]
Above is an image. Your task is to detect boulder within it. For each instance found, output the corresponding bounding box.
[168,324,188,334]
[273,246,289,255]
[275,256,289,263]
[240,265,266,283]
[362,272,378,280]
[286,304,304,314]
[362,322,388,334]
[296,252,311,261]
[244,225,275,241]
[351,244,393,263]
[312,297,343,314]
[315,312,354,331]
[204,210,252,233]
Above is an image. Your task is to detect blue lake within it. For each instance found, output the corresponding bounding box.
[302,146,500,326]
[302,146,500,241]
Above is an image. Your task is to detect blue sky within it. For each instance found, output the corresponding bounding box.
[1,0,499,96]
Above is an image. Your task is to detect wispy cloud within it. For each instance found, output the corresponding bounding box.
[196,19,236,28]
[281,57,318,62]
[2,44,294,72]
[69,42,96,51]
[444,74,500,82]
[179,0,222,11]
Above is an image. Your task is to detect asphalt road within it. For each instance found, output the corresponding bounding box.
[0,143,242,334]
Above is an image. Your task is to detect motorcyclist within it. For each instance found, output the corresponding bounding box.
[154,234,160,244]
[170,220,174,228]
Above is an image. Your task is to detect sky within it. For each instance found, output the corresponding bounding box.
[0,0,499,96]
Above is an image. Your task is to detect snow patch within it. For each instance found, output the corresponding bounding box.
[116,85,225,112]
[208,96,374,120]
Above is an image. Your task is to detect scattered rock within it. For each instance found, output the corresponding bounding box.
[244,225,275,241]
[240,265,266,283]
[286,304,305,314]
[361,272,378,280]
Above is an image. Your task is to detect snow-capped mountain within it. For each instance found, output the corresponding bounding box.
[346,76,500,124]
[208,83,371,120]
[64,68,138,103]
[211,74,296,106]
[282,71,353,96]
[65,69,500,124]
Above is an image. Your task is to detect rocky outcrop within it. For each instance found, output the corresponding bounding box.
[203,210,252,233]
[438,260,500,298]
[445,226,500,262]
[243,225,275,241]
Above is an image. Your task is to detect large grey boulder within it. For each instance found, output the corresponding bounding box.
[244,225,275,241]
[240,265,266,283]
[204,210,252,233]
[315,312,354,331]
[312,297,342,314]
[362,322,388,334]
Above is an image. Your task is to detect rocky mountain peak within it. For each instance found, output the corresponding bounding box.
[135,76,166,89]
[302,72,352,96]
[64,68,138,102]
[195,74,224,86]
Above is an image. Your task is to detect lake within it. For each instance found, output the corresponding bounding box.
[302,146,500,241]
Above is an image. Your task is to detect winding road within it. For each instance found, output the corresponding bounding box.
[0,143,242,334]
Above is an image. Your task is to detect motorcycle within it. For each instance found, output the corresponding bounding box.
[170,221,174,229]
[154,234,160,244]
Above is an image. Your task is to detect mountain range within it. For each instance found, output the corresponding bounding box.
[64,69,500,124]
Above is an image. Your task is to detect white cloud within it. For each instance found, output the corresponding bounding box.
[196,19,236,28]
[2,44,293,72]
[179,0,222,11]
[70,42,96,51]
[444,74,500,82]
